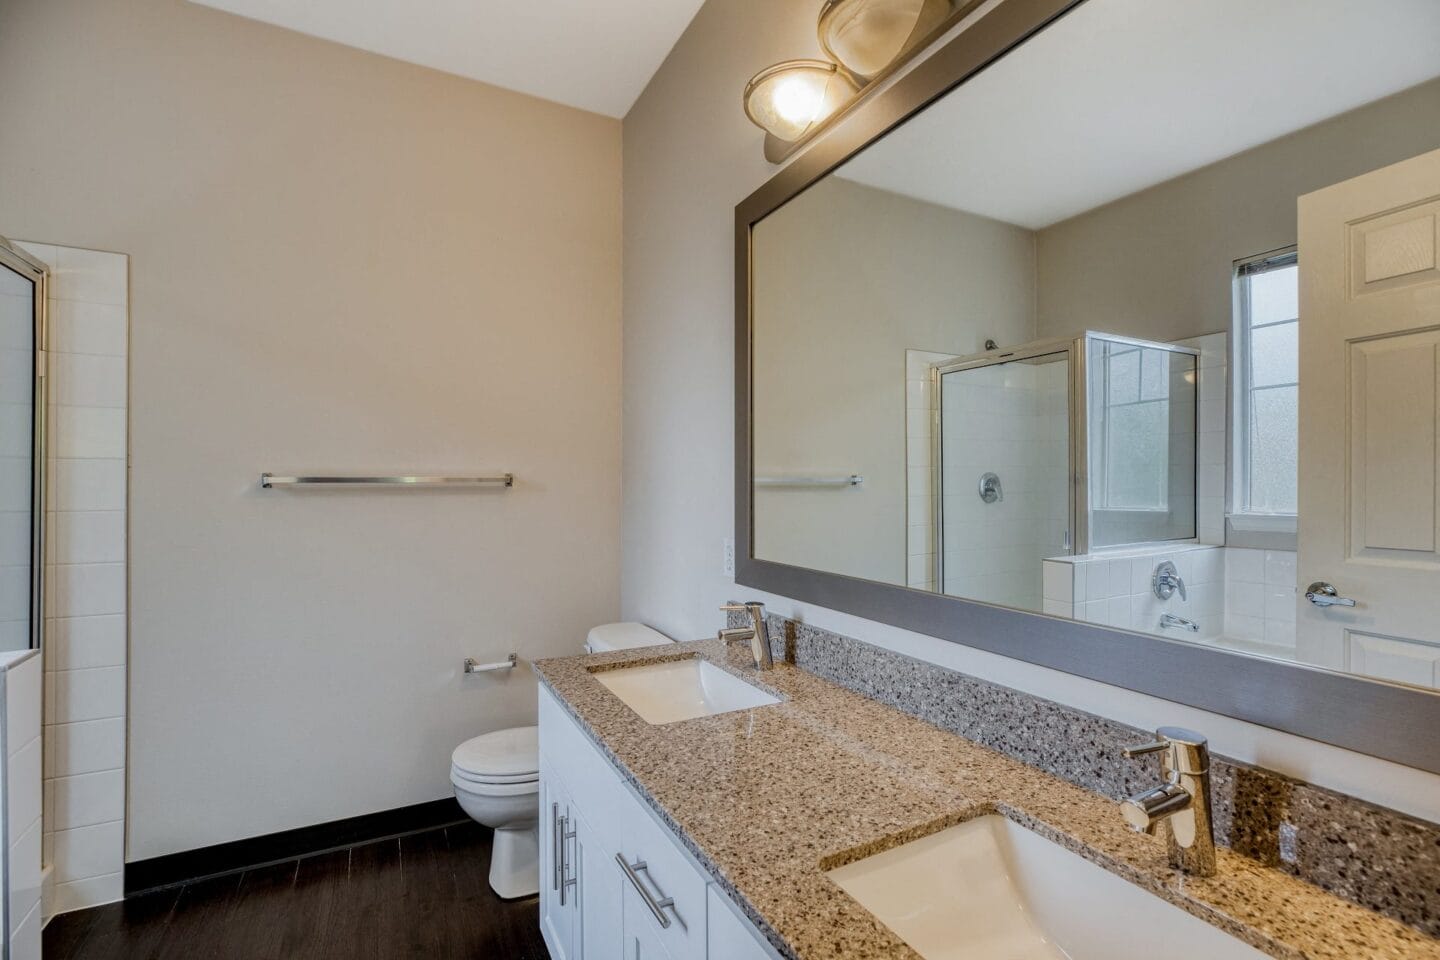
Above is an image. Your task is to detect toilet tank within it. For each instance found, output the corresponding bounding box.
[585,622,672,653]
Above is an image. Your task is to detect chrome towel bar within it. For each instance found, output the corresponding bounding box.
[260,473,514,488]
[754,474,863,487]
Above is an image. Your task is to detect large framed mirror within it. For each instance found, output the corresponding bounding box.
[736,0,1440,771]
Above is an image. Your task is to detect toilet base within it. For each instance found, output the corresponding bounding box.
[490,824,539,899]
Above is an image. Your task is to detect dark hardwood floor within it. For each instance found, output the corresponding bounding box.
[44,821,550,960]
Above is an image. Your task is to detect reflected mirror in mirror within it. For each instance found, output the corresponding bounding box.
[750,0,1440,687]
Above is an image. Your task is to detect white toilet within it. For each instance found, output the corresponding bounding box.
[451,621,673,898]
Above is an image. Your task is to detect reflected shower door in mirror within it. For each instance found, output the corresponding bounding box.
[922,334,1195,613]
[0,240,45,653]
[747,0,1440,687]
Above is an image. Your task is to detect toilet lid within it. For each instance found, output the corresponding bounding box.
[452,726,539,779]
[450,764,538,787]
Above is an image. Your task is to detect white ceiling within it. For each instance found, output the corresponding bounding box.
[188,0,707,118]
[837,0,1440,229]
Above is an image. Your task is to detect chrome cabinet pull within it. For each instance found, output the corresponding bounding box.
[615,854,675,929]
[560,816,576,905]
[1305,581,1357,608]
[551,802,561,893]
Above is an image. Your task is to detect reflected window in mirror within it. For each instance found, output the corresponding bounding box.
[1233,250,1299,526]
[1093,343,1172,512]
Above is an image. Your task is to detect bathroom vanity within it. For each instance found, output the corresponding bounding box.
[536,639,1440,960]
[537,675,778,960]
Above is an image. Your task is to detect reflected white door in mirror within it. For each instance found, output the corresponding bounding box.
[1297,146,1440,687]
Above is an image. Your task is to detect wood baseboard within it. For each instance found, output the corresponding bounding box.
[124,797,466,896]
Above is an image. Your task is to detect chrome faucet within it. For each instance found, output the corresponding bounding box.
[1152,561,1186,601]
[1159,613,1199,633]
[718,602,774,670]
[1120,727,1216,876]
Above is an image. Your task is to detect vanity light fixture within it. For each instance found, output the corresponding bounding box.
[742,60,858,144]
[742,0,975,162]
[818,0,950,79]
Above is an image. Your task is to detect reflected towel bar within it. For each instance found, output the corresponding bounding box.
[754,475,863,487]
[261,473,514,489]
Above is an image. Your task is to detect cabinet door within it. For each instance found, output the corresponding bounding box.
[540,772,579,960]
[574,805,624,960]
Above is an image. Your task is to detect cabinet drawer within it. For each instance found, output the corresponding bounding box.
[624,882,676,960]
[615,795,707,960]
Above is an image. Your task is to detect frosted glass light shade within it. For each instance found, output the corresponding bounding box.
[819,0,932,79]
[742,60,857,142]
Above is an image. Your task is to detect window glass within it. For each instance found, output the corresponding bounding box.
[1249,385,1298,514]
[1248,265,1298,326]
[1250,322,1298,387]
[1235,252,1299,517]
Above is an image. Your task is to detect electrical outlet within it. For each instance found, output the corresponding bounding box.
[722,537,735,577]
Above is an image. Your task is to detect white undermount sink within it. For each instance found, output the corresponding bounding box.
[592,658,781,724]
[827,815,1266,960]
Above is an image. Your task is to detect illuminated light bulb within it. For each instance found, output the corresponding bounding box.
[770,74,826,126]
[742,60,857,143]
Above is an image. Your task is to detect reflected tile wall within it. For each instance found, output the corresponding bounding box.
[1042,544,1224,637]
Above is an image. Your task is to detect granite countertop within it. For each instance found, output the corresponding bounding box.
[534,639,1440,960]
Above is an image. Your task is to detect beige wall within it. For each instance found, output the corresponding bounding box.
[752,177,1035,584]
[621,0,1440,820]
[1035,77,1440,343]
[0,0,622,860]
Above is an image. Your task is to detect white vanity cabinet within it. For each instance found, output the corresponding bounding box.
[539,687,780,960]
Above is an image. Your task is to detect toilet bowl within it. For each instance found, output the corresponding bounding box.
[453,622,672,898]
[451,725,540,899]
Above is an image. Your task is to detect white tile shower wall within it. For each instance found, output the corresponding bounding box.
[904,350,955,590]
[1177,332,1227,545]
[1223,547,1298,652]
[941,361,1068,610]
[1043,544,1225,638]
[18,242,128,917]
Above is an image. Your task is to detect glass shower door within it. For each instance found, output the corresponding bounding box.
[0,240,45,652]
[936,348,1071,613]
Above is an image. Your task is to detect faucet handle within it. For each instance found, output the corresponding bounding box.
[1119,783,1191,835]
[1123,740,1171,759]
[1125,727,1210,774]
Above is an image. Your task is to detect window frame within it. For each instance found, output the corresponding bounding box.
[1230,246,1299,530]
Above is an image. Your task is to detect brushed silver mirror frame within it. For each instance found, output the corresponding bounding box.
[733,0,1440,774]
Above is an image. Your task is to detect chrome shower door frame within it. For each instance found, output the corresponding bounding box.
[0,236,49,654]
[1078,332,1202,552]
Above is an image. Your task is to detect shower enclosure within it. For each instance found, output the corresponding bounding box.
[0,237,46,653]
[931,332,1198,611]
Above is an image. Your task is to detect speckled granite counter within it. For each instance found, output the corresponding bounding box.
[535,639,1440,960]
